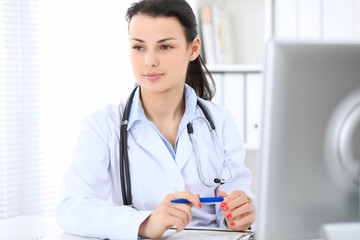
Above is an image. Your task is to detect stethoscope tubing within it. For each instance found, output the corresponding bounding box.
[120,86,137,206]
[188,116,233,187]
[120,86,233,206]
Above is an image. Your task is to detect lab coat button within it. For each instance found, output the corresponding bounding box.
[173,188,179,192]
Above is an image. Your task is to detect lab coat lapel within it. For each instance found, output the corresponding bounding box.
[175,129,194,171]
[132,123,175,167]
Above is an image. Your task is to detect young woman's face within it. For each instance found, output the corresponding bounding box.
[128,14,199,95]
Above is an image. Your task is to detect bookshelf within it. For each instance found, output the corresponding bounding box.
[188,0,360,195]
[206,64,262,74]
[189,0,265,67]
[188,0,265,150]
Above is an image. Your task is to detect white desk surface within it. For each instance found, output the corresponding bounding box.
[0,215,252,240]
[0,215,100,240]
[1,215,333,240]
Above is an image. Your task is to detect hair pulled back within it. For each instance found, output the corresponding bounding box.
[126,0,215,100]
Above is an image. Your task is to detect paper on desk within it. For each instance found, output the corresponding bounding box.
[158,227,252,240]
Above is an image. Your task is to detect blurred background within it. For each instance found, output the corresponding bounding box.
[0,0,135,219]
[1,0,359,220]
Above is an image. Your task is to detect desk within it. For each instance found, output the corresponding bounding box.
[0,216,332,240]
[0,216,253,240]
[0,216,99,240]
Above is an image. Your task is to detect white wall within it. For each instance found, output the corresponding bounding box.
[39,0,135,191]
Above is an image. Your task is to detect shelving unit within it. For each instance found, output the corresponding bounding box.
[189,0,265,67]
[188,0,360,195]
[206,64,262,74]
[187,0,265,149]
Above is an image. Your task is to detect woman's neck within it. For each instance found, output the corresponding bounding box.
[140,86,185,148]
[140,86,185,125]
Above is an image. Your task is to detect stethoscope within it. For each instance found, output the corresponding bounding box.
[120,86,233,206]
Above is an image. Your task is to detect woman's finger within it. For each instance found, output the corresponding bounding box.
[226,193,249,212]
[233,201,255,218]
[171,202,193,224]
[218,190,255,231]
[217,190,228,198]
[225,201,255,222]
[228,212,255,230]
[219,190,245,213]
[225,190,246,203]
[166,190,201,208]
[163,214,188,232]
[166,207,189,229]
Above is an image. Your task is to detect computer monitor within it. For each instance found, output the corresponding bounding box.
[256,40,360,240]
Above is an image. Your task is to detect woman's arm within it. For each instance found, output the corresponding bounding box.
[56,108,151,240]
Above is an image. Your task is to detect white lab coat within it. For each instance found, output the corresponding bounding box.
[56,93,255,240]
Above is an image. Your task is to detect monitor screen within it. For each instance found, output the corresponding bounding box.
[256,40,360,240]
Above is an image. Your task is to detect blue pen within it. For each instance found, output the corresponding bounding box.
[171,197,224,204]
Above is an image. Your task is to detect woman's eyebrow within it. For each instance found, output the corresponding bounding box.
[158,37,177,43]
[130,38,144,43]
[130,37,177,43]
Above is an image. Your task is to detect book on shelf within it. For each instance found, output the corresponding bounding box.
[199,5,234,65]
[200,6,216,64]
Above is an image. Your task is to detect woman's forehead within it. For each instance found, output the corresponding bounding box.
[128,14,186,40]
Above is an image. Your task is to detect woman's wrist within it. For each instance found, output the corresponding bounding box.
[138,215,151,237]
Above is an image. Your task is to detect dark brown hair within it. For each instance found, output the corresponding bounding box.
[126,0,215,100]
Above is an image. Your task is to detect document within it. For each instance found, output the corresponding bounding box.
[157,226,253,240]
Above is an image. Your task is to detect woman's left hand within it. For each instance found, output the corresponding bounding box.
[217,190,255,231]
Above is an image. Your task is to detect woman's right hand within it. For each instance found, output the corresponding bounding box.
[138,190,201,239]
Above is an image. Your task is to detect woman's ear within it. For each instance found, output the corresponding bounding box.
[189,37,201,61]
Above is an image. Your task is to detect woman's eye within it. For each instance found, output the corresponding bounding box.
[161,45,172,50]
[132,46,144,51]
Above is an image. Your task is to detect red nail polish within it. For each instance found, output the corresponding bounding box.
[223,206,229,211]
[199,203,202,208]
[220,202,226,208]
[230,222,235,226]
[226,213,232,219]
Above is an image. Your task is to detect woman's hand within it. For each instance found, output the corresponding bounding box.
[138,190,201,239]
[217,190,255,231]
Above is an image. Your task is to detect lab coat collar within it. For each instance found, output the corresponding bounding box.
[126,86,143,131]
[178,84,197,136]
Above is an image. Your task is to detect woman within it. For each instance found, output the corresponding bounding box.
[56,0,256,239]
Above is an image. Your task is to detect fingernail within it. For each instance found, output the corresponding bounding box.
[230,222,235,226]
[222,205,229,211]
[226,213,232,219]
[199,203,202,208]
[220,202,226,208]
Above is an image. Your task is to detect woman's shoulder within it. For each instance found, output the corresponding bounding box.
[197,98,231,117]
[83,99,126,128]
[196,98,238,132]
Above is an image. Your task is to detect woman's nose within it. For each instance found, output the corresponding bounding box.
[144,50,159,67]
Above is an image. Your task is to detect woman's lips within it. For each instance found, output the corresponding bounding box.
[143,73,163,81]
